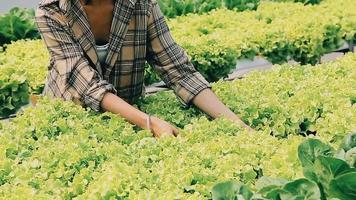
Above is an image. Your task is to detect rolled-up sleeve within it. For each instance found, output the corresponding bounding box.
[36,9,115,111]
[146,0,211,106]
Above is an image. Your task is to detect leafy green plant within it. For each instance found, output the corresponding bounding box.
[0,65,29,117]
[158,0,255,18]
[158,0,324,18]
[211,181,253,200]
[168,0,355,81]
[336,132,356,167]
[142,53,356,140]
[1,40,49,94]
[212,133,356,200]
[214,53,356,139]
[0,7,40,46]
[226,0,260,11]
[137,91,205,128]
[294,0,322,4]
[0,97,308,199]
[296,135,356,200]
[144,63,162,85]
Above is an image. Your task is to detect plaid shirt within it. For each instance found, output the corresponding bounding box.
[36,0,210,111]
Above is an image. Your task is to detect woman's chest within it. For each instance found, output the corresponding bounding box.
[82,3,114,44]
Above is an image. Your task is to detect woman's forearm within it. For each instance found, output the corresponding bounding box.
[192,88,248,126]
[100,92,148,129]
[100,92,179,137]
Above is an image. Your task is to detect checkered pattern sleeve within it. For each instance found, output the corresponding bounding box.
[35,9,116,111]
[146,0,211,106]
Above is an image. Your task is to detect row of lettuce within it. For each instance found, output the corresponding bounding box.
[0,99,303,199]
[0,0,324,47]
[157,0,356,83]
[0,55,355,199]
[1,46,355,140]
[140,53,356,140]
[158,0,324,18]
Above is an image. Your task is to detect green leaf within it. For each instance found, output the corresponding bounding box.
[261,179,321,200]
[344,147,356,168]
[280,178,321,200]
[313,156,352,194]
[256,176,289,194]
[263,188,289,200]
[298,139,334,172]
[6,148,18,160]
[340,132,356,152]
[329,172,356,200]
[211,181,253,200]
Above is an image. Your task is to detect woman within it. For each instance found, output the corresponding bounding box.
[36,0,251,137]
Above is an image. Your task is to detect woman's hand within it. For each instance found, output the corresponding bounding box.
[150,116,179,138]
[192,88,254,133]
[233,118,254,133]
